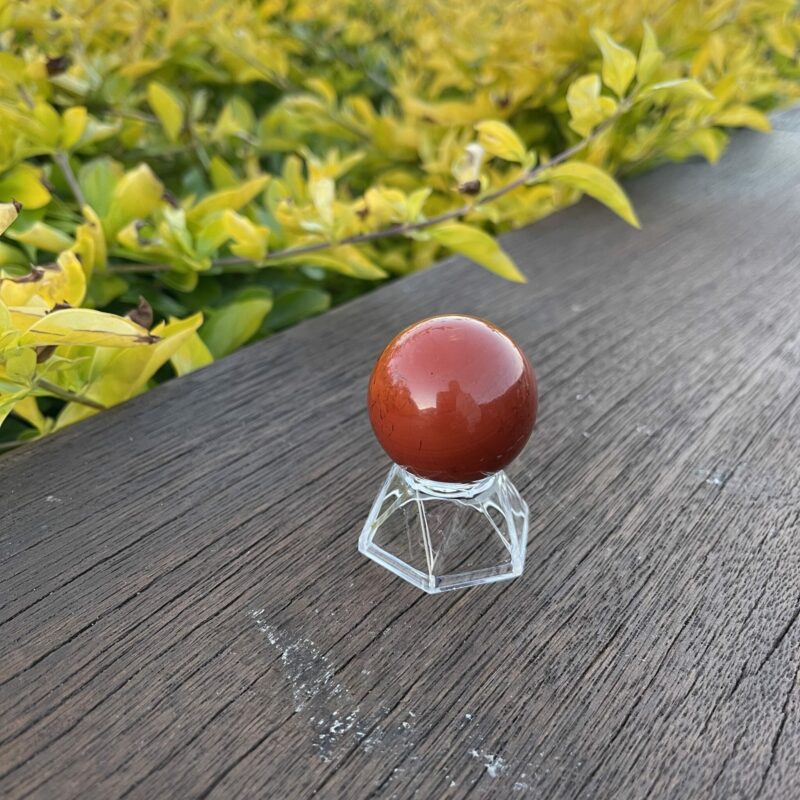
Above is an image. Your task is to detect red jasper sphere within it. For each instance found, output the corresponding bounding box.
[368,315,537,483]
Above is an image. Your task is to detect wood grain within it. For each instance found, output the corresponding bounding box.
[1,116,800,799]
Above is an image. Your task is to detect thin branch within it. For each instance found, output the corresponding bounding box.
[17,84,34,109]
[0,439,26,452]
[103,261,171,273]
[34,378,106,411]
[105,106,628,275]
[113,108,159,124]
[53,151,87,208]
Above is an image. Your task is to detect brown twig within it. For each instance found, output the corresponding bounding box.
[35,379,106,411]
[105,106,627,275]
[53,151,87,208]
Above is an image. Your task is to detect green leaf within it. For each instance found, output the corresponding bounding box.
[643,79,714,100]
[161,270,199,293]
[200,289,273,358]
[428,223,525,282]
[637,22,664,85]
[715,105,771,132]
[474,120,527,163]
[84,273,129,308]
[78,158,123,217]
[545,161,640,228]
[262,288,331,332]
[147,81,184,143]
[591,28,637,98]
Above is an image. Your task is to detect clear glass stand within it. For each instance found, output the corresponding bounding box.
[359,465,529,593]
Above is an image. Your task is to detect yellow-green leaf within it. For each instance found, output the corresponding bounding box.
[212,98,256,140]
[637,22,664,85]
[12,395,47,432]
[0,297,10,330]
[690,129,727,163]
[5,304,47,331]
[5,347,36,383]
[169,328,214,376]
[187,175,270,223]
[54,313,202,429]
[78,205,107,271]
[61,106,88,149]
[591,28,637,98]
[715,105,771,132]
[8,222,73,253]
[428,223,525,282]
[0,391,31,429]
[105,164,164,237]
[20,308,157,347]
[310,177,335,227]
[545,161,640,228]
[475,120,527,163]
[305,77,337,106]
[765,21,796,59]
[0,165,51,209]
[664,129,728,164]
[643,79,714,100]
[33,102,62,148]
[0,201,21,236]
[147,81,184,143]
[0,251,86,308]
[277,245,387,280]
[222,210,269,261]
[566,75,617,136]
[209,156,239,189]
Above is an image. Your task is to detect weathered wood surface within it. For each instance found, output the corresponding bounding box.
[2,113,800,800]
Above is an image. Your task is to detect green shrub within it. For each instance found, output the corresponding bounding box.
[0,0,798,445]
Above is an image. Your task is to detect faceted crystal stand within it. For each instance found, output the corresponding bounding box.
[359,465,529,593]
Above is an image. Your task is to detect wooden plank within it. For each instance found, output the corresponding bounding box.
[1,126,799,799]
[773,104,800,132]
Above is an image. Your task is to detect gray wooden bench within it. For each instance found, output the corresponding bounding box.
[1,110,799,799]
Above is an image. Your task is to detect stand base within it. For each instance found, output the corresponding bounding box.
[359,465,529,593]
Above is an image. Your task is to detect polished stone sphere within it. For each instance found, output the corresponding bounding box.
[367,315,537,482]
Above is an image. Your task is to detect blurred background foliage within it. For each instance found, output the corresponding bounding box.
[0,0,798,447]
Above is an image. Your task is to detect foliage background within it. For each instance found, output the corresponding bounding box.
[0,0,798,447]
